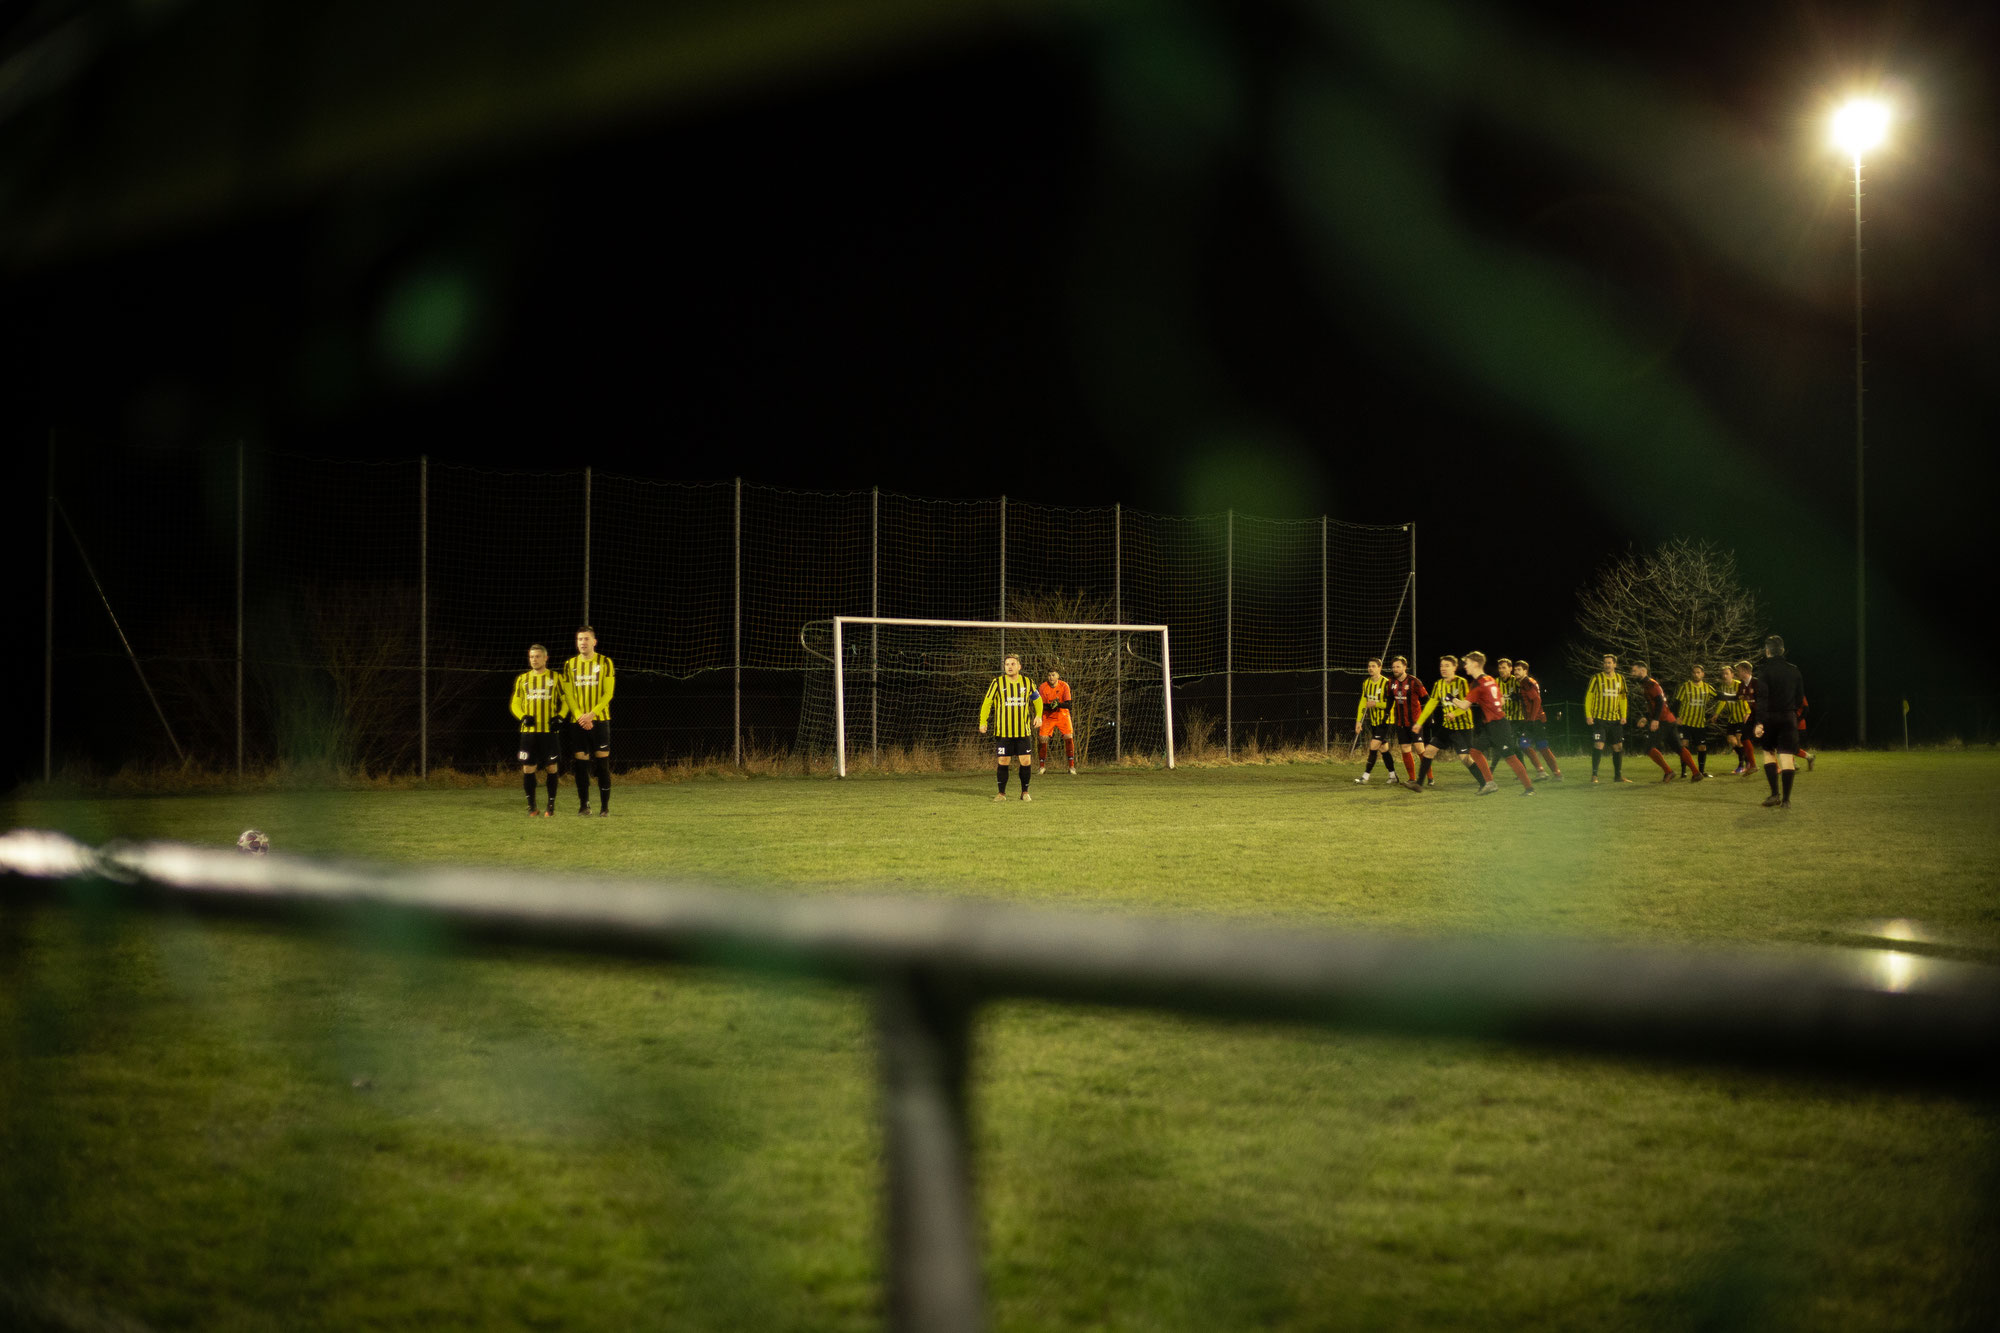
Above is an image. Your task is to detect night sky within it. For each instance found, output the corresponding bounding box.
[4,0,1997,775]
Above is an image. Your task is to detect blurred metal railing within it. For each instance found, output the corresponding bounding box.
[5,829,1998,1332]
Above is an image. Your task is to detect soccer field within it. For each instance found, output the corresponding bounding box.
[4,753,1998,1330]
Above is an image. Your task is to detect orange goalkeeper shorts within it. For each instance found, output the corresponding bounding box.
[1038,711,1073,738]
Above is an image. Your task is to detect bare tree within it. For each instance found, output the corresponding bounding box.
[1568,539,1762,682]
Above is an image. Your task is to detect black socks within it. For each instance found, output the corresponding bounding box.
[1764,762,1779,796]
[1611,750,1623,780]
[545,772,561,808]
[997,765,1009,793]
[523,771,538,808]
[1781,768,1794,801]
[1019,765,1032,793]
[591,755,611,811]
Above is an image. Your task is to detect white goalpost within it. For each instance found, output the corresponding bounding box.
[818,616,1176,778]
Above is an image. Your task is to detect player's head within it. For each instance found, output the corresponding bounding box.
[1601,653,1617,671]
[1045,668,1061,683]
[1003,654,1021,677]
[1733,660,1753,681]
[527,643,548,669]
[1366,657,1383,677]
[1496,658,1512,675]
[1389,655,1407,677]
[1438,654,1458,677]
[1513,659,1530,678]
[1463,651,1486,672]
[575,625,597,655]
[1629,660,1649,679]
[1691,664,1706,680]
[1764,634,1786,659]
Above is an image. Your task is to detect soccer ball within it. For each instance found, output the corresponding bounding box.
[236,829,271,855]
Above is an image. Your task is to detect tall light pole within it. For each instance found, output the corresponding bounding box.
[1832,98,1889,747]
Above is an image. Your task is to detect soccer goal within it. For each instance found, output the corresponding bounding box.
[798,617,1176,777]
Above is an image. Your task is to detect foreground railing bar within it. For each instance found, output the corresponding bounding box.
[4,835,1998,1090]
[878,970,984,1333]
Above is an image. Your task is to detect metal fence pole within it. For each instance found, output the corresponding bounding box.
[44,431,54,783]
[877,971,985,1333]
[1225,509,1233,760]
[1408,522,1417,671]
[1114,502,1122,764]
[871,486,879,770]
[419,455,428,780]
[236,441,244,778]
[997,494,1006,662]
[583,466,592,624]
[734,476,742,769]
[1321,515,1329,752]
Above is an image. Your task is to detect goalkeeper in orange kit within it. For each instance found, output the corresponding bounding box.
[1037,669,1077,775]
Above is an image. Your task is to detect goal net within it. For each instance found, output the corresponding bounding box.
[797,618,1175,777]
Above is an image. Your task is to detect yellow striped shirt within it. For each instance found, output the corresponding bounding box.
[1673,680,1716,728]
[1500,676,1523,721]
[510,669,566,733]
[1414,676,1475,731]
[1355,676,1390,726]
[1584,672,1627,724]
[561,653,616,721]
[1712,686,1750,725]
[979,675,1043,739]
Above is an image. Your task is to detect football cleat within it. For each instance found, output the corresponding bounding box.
[597,809,610,817]
[1520,786,1535,796]
[1021,792,1033,802]
[577,807,592,816]
[1614,777,1634,784]
[1354,772,1372,783]
[1689,772,1705,783]
[1805,754,1815,771]
[992,792,1008,802]
[1478,781,1499,795]
[1660,772,1677,783]
[1761,794,1783,808]
[1068,767,1077,776]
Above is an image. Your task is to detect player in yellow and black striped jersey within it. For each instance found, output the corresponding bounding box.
[561,626,617,816]
[979,654,1044,800]
[1411,655,1483,788]
[1493,659,1549,777]
[1584,653,1629,783]
[1673,665,1718,777]
[1352,658,1395,783]
[510,644,568,815]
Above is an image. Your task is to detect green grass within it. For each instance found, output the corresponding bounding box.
[4,752,1998,1331]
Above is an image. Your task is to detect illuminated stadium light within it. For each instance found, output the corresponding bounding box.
[1831,98,1890,158]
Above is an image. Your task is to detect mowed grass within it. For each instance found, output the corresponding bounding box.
[4,752,1998,1331]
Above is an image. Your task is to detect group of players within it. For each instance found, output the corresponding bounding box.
[507,628,1812,814]
[508,627,617,815]
[1353,638,1811,807]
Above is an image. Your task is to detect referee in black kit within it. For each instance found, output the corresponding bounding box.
[1752,635,1806,810]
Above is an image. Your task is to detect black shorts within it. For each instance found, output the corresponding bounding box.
[1477,718,1517,755]
[993,734,1032,759]
[1395,725,1420,746]
[1440,726,1474,756]
[566,720,612,756]
[1591,719,1625,746]
[1646,721,1682,752]
[516,730,563,767]
[1518,719,1548,747]
[1367,720,1396,744]
[1755,717,1800,756]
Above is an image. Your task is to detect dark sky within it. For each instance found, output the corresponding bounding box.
[5,0,1997,762]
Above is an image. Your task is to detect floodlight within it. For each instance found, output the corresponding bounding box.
[1831,99,1889,158]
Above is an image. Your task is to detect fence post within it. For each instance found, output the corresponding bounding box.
[1225,509,1233,760]
[583,466,591,624]
[44,430,54,783]
[871,486,879,770]
[734,476,742,769]
[1114,502,1122,764]
[877,971,985,1333]
[1321,515,1328,752]
[419,455,428,780]
[1408,522,1417,671]
[236,441,245,779]
[998,494,1006,661]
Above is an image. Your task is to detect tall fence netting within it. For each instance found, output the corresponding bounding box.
[45,452,1413,774]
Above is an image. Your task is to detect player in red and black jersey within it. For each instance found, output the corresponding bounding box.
[1511,661,1562,781]
[1462,652,1534,795]
[1630,662,1705,781]
[1383,656,1428,787]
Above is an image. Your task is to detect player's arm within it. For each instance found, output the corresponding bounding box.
[1032,688,1044,724]
[596,657,615,713]
[558,670,583,721]
[1584,679,1598,724]
[1413,691,1439,729]
[978,680,998,733]
[510,674,529,722]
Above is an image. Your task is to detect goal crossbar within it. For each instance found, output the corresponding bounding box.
[830,616,1175,777]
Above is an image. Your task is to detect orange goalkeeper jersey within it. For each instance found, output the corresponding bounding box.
[1038,680,1072,713]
